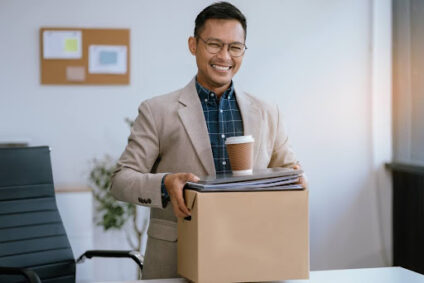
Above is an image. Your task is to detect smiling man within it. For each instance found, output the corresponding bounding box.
[111,1,301,279]
[189,17,245,95]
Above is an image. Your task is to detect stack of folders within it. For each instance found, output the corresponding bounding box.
[186,167,304,192]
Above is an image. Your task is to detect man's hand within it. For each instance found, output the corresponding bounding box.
[164,173,200,218]
[292,164,308,189]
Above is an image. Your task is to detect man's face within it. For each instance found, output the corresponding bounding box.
[189,19,245,92]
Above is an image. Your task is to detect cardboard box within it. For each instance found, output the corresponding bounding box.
[177,188,309,283]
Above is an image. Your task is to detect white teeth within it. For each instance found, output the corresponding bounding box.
[212,64,231,71]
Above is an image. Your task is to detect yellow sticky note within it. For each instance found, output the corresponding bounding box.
[64,38,78,52]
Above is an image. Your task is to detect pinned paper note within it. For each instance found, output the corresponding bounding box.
[100,51,118,65]
[66,66,85,82]
[43,30,82,59]
[88,45,127,74]
[64,38,78,52]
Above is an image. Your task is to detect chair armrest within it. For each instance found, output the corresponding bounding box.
[0,266,42,283]
[76,250,143,270]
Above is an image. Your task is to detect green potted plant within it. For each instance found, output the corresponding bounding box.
[88,118,148,279]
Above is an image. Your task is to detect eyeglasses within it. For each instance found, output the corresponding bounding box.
[197,36,247,57]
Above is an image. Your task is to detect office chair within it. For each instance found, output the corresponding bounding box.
[0,146,143,283]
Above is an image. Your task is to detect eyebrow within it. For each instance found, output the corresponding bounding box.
[207,37,245,45]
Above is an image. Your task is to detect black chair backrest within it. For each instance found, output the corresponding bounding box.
[0,146,76,282]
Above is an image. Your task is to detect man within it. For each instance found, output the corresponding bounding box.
[111,1,302,279]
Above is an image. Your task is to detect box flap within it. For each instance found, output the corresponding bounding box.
[184,189,197,210]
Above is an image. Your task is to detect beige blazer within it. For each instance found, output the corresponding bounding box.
[110,78,297,279]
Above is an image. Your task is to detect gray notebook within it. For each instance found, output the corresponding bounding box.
[185,167,304,192]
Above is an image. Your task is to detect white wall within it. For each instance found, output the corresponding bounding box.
[0,0,392,281]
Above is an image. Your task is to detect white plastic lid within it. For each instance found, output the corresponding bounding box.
[225,135,254,145]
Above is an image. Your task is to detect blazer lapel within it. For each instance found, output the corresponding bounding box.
[234,86,263,164]
[177,79,215,176]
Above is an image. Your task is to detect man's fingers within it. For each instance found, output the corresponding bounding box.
[297,174,308,189]
[176,205,188,218]
[301,174,308,189]
[169,186,190,217]
[166,172,198,218]
[175,190,191,216]
[171,198,188,218]
[183,173,200,183]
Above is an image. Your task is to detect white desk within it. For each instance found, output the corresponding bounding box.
[98,267,424,283]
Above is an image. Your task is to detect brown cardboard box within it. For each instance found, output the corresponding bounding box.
[177,188,309,283]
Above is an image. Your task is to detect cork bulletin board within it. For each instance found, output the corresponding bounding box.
[40,27,130,85]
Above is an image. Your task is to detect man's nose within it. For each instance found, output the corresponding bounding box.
[216,44,232,60]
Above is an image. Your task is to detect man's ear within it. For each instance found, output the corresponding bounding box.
[188,37,197,55]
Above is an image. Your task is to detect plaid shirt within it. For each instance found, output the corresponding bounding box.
[160,80,244,206]
[195,80,244,174]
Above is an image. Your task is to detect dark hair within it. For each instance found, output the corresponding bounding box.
[194,1,247,40]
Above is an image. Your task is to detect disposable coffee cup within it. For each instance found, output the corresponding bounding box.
[225,135,255,176]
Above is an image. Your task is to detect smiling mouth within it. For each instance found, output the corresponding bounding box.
[211,64,233,71]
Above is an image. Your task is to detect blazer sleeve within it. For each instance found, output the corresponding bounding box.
[110,101,167,209]
[268,104,298,168]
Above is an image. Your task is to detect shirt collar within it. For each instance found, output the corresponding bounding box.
[195,78,234,102]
